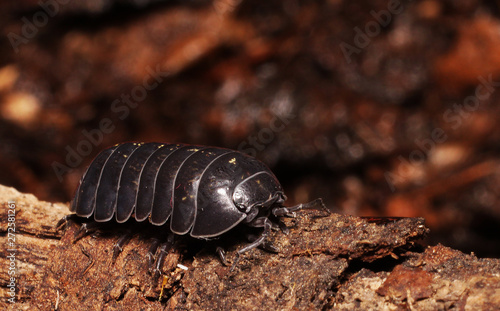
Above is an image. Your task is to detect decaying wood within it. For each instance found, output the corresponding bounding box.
[1,184,499,310]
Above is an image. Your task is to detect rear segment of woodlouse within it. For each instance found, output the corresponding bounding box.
[61,142,328,274]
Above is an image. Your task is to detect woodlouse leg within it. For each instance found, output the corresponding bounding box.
[73,222,102,242]
[245,233,279,253]
[79,245,95,275]
[276,219,290,234]
[216,247,230,266]
[146,238,161,270]
[112,230,134,263]
[272,198,329,217]
[55,214,80,231]
[231,217,272,271]
[151,234,175,279]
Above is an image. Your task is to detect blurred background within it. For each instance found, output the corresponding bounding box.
[1,0,499,257]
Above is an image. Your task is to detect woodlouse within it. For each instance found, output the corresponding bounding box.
[58,142,326,273]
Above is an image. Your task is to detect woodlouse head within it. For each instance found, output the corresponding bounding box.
[232,171,285,215]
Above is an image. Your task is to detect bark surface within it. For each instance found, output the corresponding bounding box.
[0,184,499,310]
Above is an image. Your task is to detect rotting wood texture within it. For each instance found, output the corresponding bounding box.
[1,184,499,310]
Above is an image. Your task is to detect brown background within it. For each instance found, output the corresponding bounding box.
[1,0,499,257]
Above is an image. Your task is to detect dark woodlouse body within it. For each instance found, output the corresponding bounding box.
[71,142,286,236]
[64,142,325,271]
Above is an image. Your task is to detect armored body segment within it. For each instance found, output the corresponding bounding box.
[71,145,118,217]
[169,148,231,232]
[94,143,141,222]
[135,144,183,221]
[190,152,278,238]
[147,145,205,226]
[115,143,164,223]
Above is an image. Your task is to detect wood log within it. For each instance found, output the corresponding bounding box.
[0,184,499,310]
